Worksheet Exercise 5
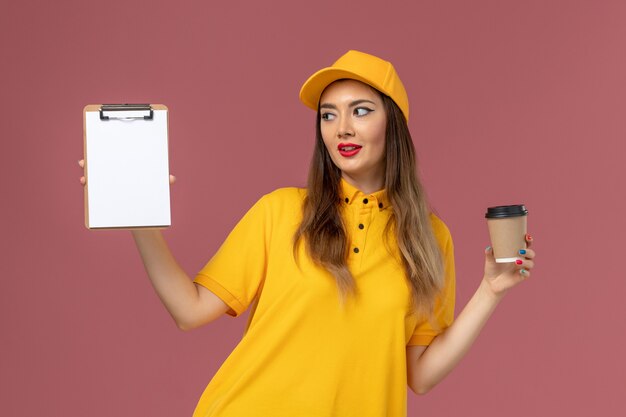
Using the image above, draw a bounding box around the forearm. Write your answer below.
[131,229,200,328]
[410,279,504,393]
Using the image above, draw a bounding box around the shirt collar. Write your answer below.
[339,178,390,211]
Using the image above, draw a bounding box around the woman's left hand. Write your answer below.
[482,234,535,297]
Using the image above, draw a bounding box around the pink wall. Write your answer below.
[2,0,625,415]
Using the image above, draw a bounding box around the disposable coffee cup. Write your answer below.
[485,205,528,263]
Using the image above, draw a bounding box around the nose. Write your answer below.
[337,116,355,138]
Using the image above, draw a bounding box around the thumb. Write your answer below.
[485,245,495,261]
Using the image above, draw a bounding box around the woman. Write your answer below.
[79,50,535,417]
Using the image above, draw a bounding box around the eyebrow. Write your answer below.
[319,99,377,110]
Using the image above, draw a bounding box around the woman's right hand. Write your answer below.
[77,159,176,186]
[78,159,86,185]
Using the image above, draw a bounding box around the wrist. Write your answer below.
[131,228,163,240]
[478,278,506,305]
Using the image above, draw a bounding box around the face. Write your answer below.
[319,79,387,191]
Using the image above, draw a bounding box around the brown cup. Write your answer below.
[485,205,528,263]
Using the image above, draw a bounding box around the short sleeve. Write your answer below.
[193,195,270,317]
[407,215,456,346]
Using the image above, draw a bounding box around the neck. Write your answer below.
[341,172,385,194]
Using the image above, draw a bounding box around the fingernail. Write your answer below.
[519,249,526,255]
[526,234,533,241]
[485,246,491,251]
[520,268,527,275]
[515,259,523,265]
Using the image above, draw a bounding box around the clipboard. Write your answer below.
[83,104,171,229]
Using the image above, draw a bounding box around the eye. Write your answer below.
[354,107,373,117]
[321,112,336,121]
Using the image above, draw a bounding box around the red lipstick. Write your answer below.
[338,143,362,157]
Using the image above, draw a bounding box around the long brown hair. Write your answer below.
[293,90,444,317]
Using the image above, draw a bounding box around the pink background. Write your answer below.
[2,0,625,415]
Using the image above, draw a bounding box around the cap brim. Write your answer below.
[299,67,386,112]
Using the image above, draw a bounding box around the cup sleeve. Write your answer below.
[407,218,456,346]
[193,195,270,317]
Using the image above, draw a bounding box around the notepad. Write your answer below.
[83,104,171,229]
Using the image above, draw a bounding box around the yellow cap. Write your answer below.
[299,50,410,121]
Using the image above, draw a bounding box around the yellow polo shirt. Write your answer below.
[192,179,455,417]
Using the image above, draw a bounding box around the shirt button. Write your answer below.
[378,202,383,208]
[363,198,369,204]
[353,247,360,253]
[358,223,364,229]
